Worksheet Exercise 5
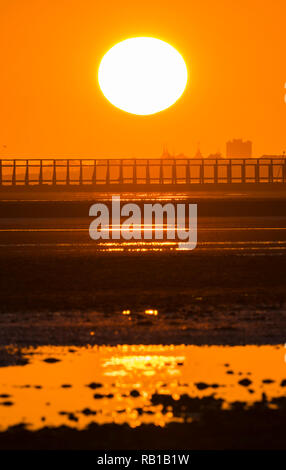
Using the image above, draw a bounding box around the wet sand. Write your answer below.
[1,408,286,450]
[0,193,285,449]
[0,245,285,345]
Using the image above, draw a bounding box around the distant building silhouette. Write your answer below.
[161,147,189,159]
[226,139,252,158]
[207,152,222,159]
[194,148,203,158]
[161,146,171,159]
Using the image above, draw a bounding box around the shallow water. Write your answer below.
[0,216,286,253]
[2,190,282,202]
[0,344,285,431]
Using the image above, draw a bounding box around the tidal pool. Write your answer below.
[0,344,285,431]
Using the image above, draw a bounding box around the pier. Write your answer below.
[0,157,285,190]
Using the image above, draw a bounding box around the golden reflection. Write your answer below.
[145,309,158,316]
[0,345,284,431]
[94,239,286,253]
[98,240,177,253]
[122,310,131,315]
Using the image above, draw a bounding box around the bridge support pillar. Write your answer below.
[106,160,110,185]
[119,159,123,184]
[255,161,259,183]
[214,160,218,184]
[186,160,190,184]
[25,160,29,185]
[200,160,204,184]
[269,160,273,183]
[92,160,97,185]
[160,159,164,185]
[79,160,83,185]
[283,160,286,183]
[172,160,177,184]
[227,160,231,184]
[241,160,246,184]
[133,160,137,184]
[66,160,70,185]
[52,160,57,185]
[39,160,43,185]
[146,160,150,184]
[12,160,16,185]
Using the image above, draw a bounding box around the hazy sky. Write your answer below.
[0,0,286,158]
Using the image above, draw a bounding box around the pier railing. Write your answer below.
[0,157,285,187]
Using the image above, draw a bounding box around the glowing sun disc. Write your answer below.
[98,37,188,115]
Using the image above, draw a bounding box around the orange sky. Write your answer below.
[0,0,285,158]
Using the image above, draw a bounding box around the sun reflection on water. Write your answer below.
[0,344,285,431]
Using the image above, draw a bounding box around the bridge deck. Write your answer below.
[0,158,285,187]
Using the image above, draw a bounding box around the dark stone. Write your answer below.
[238,379,252,387]
[81,408,97,416]
[43,358,60,364]
[87,382,103,390]
[195,382,209,390]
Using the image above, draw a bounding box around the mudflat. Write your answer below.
[0,194,285,449]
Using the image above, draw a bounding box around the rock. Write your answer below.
[195,382,209,390]
[81,408,97,416]
[87,382,102,389]
[43,357,60,364]
[238,378,252,387]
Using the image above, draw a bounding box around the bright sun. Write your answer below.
[98,37,188,116]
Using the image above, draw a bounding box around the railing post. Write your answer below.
[255,160,259,184]
[200,159,204,184]
[79,160,83,185]
[172,159,176,184]
[52,160,57,185]
[146,160,150,184]
[119,159,123,184]
[12,160,16,185]
[278,160,282,183]
[25,159,29,185]
[269,159,273,183]
[186,159,190,184]
[214,159,218,184]
[39,160,43,185]
[241,159,246,183]
[92,160,97,185]
[159,159,164,185]
[106,160,110,185]
[66,160,70,185]
[133,159,137,184]
[283,159,286,184]
[227,159,232,183]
